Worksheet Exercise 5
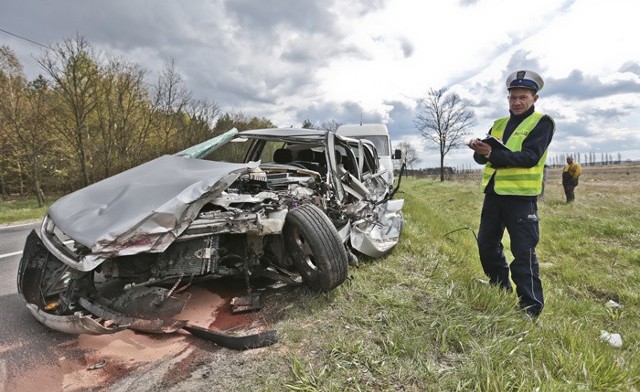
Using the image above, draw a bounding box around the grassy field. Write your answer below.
[2,164,639,391]
[0,198,51,225]
[243,164,639,391]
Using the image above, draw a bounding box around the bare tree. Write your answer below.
[0,48,55,205]
[38,34,100,187]
[151,59,191,153]
[396,140,421,171]
[175,98,221,151]
[301,119,316,129]
[414,88,476,181]
[94,56,154,177]
[0,45,23,199]
[321,119,342,132]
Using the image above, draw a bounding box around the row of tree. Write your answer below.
[0,36,277,205]
[547,152,624,167]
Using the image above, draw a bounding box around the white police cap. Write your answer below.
[506,70,544,92]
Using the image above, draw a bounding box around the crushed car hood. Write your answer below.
[48,155,259,257]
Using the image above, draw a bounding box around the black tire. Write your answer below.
[283,204,349,292]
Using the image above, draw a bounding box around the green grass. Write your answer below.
[0,197,51,225]
[247,177,640,391]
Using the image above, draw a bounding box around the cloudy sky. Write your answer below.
[2,0,640,168]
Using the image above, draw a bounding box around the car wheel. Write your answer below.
[283,204,349,292]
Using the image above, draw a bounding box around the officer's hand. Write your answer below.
[468,139,491,156]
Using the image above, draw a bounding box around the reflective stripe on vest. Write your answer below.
[481,112,551,196]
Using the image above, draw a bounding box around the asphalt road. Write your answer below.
[0,222,40,296]
[0,221,80,391]
[0,221,190,391]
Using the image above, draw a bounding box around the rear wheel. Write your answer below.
[283,204,349,292]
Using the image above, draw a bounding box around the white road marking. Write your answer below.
[0,251,23,260]
[0,221,40,230]
[0,240,73,260]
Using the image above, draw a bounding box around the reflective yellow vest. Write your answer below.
[481,112,553,196]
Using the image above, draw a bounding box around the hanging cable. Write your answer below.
[0,27,49,49]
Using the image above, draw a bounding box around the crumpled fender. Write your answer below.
[25,303,121,335]
[350,199,405,258]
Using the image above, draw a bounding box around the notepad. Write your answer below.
[482,135,511,151]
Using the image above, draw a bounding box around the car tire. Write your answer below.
[283,203,349,292]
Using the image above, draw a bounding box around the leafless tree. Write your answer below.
[0,45,24,199]
[94,56,154,177]
[301,119,316,129]
[0,48,56,205]
[415,88,476,181]
[321,119,342,132]
[151,59,191,153]
[38,34,100,187]
[396,140,421,171]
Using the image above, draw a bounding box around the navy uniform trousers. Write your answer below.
[477,192,544,316]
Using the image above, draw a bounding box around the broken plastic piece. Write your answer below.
[605,300,622,309]
[231,294,262,313]
[600,330,622,348]
[182,323,278,350]
[87,360,107,370]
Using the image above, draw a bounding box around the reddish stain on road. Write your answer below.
[3,278,286,391]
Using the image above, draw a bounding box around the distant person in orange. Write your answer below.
[562,156,582,202]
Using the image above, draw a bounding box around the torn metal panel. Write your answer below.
[25,303,121,335]
[79,298,187,334]
[107,286,190,320]
[350,199,405,258]
[46,155,258,261]
[231,294,262,313]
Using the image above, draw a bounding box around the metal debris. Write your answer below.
[231,294,262,313]
[87,360,107,370]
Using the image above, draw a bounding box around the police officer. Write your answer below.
[467,70,555,319]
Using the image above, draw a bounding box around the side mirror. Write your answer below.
[393,149,403,160]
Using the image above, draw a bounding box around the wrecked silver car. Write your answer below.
[17,127,404,348]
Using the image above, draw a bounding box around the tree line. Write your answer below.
[0,36,276,205]
[547,152,624,167]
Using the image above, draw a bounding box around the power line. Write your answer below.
[0,27,49,49]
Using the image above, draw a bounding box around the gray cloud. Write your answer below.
[0,0,370,113]
[545,70,640,99]
[385,100,416,139]
[503,50,545,88]
[551,118,640,159]
[590,105,637,122]
[619,62,640,76]
[555,120,594,139]
[295,100,384,127]
[398,37,414,58]
[224,1,336,35]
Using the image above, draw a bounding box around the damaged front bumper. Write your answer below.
[25,303,122,335]
[18,230,278,349]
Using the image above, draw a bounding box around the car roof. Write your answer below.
[239,127,328,140]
